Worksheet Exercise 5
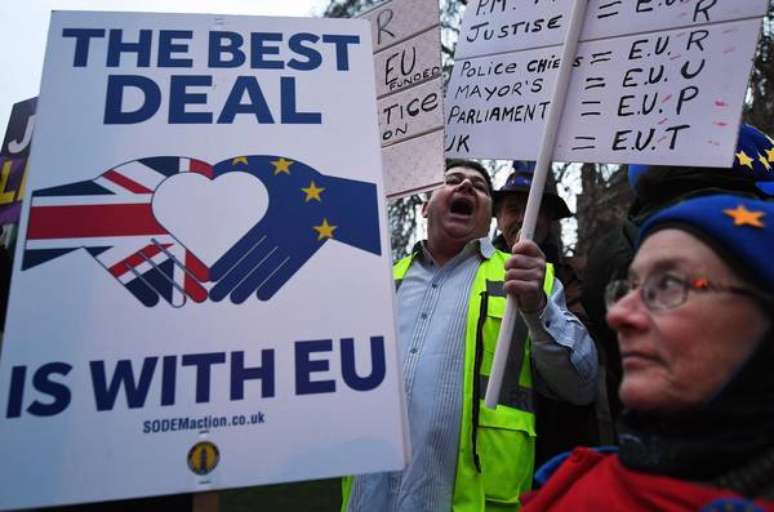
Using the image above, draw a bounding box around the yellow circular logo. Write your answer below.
[187,441,220,475]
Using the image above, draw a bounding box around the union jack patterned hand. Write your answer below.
[207,155,382,303]
[23,157,211,307]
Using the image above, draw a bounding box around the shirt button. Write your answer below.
[409,348,418,354]
[545,320,551,328]
[420,313,428,319]
[431,283,438,288]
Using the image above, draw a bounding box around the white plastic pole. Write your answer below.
[484,0,589,409]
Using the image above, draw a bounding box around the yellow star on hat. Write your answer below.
[759,154,772,171]
[313,218,337,240]
[724,204,766,228]
[232,156,248,166]
[736,150,754,170]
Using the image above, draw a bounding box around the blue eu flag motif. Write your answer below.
[209,155,382,303]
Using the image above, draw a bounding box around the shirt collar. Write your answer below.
[411,237,496,264]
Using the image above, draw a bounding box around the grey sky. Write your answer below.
[0,0,327,130]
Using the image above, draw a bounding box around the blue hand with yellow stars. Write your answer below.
[208,155,382,303]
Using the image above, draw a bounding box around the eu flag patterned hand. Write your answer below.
[208,155,382,303]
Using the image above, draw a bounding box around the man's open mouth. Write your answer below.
[450,197,474,216]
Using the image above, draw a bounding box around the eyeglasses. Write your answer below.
[604,272,769,312]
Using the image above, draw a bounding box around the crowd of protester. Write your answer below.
[343,122,774,511]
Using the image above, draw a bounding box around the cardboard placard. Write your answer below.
[374,28,442,98]
[362,0,444,198]
[383,129,446,197]
[360,0,441,52]
[378,77,444,147]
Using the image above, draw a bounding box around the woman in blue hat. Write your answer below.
[522,194,774,510]
[582,123,774,426]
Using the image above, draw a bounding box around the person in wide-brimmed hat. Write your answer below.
[582,122,774,427]
[493,161,572,253]
[492,160,609,468]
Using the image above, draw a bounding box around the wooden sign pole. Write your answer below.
[484,0,590,409]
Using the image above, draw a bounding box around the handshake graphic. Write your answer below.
[23,155,382,306]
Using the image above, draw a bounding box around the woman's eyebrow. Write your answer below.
[629,258,688,279]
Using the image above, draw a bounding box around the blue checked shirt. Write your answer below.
[347,238,597,512]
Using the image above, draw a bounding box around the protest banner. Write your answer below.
[361,0,445,198]
[0,11,407,510]
[446,0,768,166]
[0,97,36,226]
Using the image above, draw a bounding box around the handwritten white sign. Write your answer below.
[374,29,442,98]
[457,0,767,58]
[361,0,440,52]
[383,127,446,197]
[362,0,444,198]
[447,0,766,165]
[378,78,444,146]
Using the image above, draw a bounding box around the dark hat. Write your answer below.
[640,194,774,294]
[493,161,572,219]
[628,123,774,197]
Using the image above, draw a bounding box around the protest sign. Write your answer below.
[446,0,767,165]
[378,78,443,147]
[360,0,439,52]
[456,0,766,58]
[0,11,407,510]
[0,157,26,226]
[361,0,444,198]
[0,97,36,226]
[1,97,35,161]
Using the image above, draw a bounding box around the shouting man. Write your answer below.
[343,160,598,511]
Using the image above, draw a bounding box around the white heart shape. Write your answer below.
[152,172,269,267]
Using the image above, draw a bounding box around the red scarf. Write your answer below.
[522,448,774,512]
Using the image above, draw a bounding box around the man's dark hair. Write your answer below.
[445,159,493,195]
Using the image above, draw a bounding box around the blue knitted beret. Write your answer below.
[640,194,774,293]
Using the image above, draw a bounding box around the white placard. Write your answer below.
[0,11,407,510]
[378,77,444,147]
[360,0,441,52]
[383,130,446,197]
[374,29,442,98]
[456,0,767,58]
[447,10,764,165]
[362,0,444,198]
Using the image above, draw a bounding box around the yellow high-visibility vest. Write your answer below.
[343,249,555,511]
